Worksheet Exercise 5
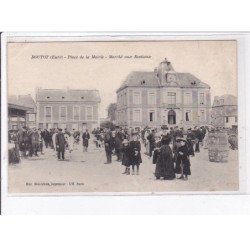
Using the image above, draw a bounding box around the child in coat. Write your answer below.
[121,139,132,175]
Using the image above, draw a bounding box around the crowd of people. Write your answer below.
[8,127,91,163]
[8,124,236,181]
[91,125,210,180]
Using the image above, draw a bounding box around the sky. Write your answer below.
[7,40,237,118]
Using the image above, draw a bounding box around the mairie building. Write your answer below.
[116,59,211,129]
[36,88,101,131]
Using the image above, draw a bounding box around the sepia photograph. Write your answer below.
[5,38,239,194]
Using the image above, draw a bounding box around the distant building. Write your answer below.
[8,94,37,130]
[116,59,211,129]
[36,88,101,131]
[211,95,237,129]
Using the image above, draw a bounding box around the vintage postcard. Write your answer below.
[2,34,240,195]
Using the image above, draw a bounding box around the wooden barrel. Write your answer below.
[208,131,229,162]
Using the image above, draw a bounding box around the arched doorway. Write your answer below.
[168,110,176,125]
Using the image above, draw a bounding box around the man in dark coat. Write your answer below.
[175,138,191,180]
[186,128,195,156]
[18,127,29,157]
[193,127,203,153]
[130,133,142,175]
[49,129,54,149]
[55,129,66,160]
[104,129,113,164]
[82,129,90,152]
[30,127,40,156]
[41,129,50,148]
[147,129,156,157]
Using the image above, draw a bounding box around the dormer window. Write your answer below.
[62,96,65,99]
[141,80,145,85]
[81,97,84,99]
[46,96,50,99]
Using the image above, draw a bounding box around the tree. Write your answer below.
[100,121,116,130]
[107,103,117,122]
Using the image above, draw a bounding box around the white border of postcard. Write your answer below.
[1,32,249,214]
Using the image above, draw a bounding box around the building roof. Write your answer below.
[213,94,237,107]
[117,71,210,92]
[176,73,210,88]
[8,94,36,112]
[117,71,160,92]
[36,88,101,102]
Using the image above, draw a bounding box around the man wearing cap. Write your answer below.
[55,129,66,160]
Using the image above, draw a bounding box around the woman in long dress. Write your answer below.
[154,136,175,180]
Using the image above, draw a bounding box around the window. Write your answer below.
[226,117,229,123]
[220,99,224,105]
[133,109,141,122]
[168,110,176,124]
[86,106,93,120]
[45,107,52,122]
[167,92,176,105]
[235,116,238,123]
[185,110,191,121]
[60,106,67,121]
[133,91,141,104]
[73,106,80,121]
[184,93,192,105]
[149,110,156,122]
[200,93,205,105]
[148,91,156,105]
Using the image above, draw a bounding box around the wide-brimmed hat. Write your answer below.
[176,137,187,142]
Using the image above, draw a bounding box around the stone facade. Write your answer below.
[36,88,101,131]
[211,95,237,129]
[116,59,211,129]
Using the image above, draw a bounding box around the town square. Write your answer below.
[7,41,238,193]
